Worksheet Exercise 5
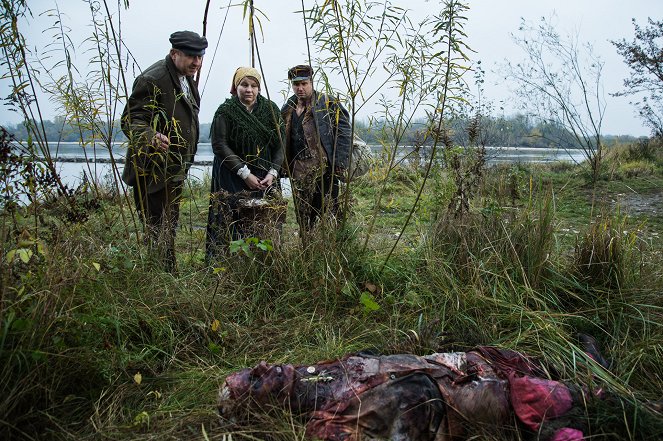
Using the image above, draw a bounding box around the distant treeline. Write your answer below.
[2,114,643,147]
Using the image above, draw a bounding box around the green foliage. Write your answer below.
[359,291,380,313]
[603,137,663,180]
[616,160,657,178]
[229,237,273,257]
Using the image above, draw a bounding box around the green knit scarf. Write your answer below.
[213,95,280,166]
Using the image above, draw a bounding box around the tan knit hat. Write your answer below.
[230,67,261,94]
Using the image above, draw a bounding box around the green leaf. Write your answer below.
[208,341,221,354]
[52,335,66,350]
[11,317,31,332]
[256,240,273,252]
[18,249,32,263]
[229,240,244,254]
[133,411,149,426]
[359,292,380,312]
[31,350,47,362]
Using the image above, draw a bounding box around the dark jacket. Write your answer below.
[281,92,351,172]
[121,55,200,193]
[210,95,285,194]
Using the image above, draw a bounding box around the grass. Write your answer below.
[2,139,663,440]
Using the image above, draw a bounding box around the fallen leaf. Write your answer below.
[134,372,142,385]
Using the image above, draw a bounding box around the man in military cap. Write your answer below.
[122,30,208,272]
[281,64,351,237]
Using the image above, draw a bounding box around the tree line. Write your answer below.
[2,114,643,148]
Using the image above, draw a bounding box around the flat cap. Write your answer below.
[288,64,314,82]
[169,31,208,56]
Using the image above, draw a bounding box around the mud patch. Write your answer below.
[611,192,663,217]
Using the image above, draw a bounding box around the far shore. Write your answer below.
[44,157,214,165]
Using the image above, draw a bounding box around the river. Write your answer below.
[36,142,587,190]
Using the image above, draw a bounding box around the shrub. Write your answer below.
[618,160,657,178]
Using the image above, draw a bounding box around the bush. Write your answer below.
[618,160,657,178]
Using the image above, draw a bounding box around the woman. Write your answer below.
[206,67,285,257]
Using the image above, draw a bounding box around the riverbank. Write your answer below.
[2,141,663,439]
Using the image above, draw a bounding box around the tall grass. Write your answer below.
[2,150,663,439]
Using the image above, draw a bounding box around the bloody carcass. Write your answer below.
[218,347,591,440]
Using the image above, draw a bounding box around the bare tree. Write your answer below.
[505,17,606,184]
[612,18,663,139]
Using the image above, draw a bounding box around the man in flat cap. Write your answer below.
[121,30,207,272]
[281,64,351,239]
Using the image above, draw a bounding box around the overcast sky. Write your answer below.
[1,0,658,136]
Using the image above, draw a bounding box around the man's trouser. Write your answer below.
[133,177,183,272]
[293,171,339,233]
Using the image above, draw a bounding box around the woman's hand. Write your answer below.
[244,173,267,190]
[259,174,274,188]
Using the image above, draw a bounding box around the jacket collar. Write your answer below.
[164,55,200,108]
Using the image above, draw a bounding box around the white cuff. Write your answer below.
[237,165,250,179]
[268,168,278,178]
